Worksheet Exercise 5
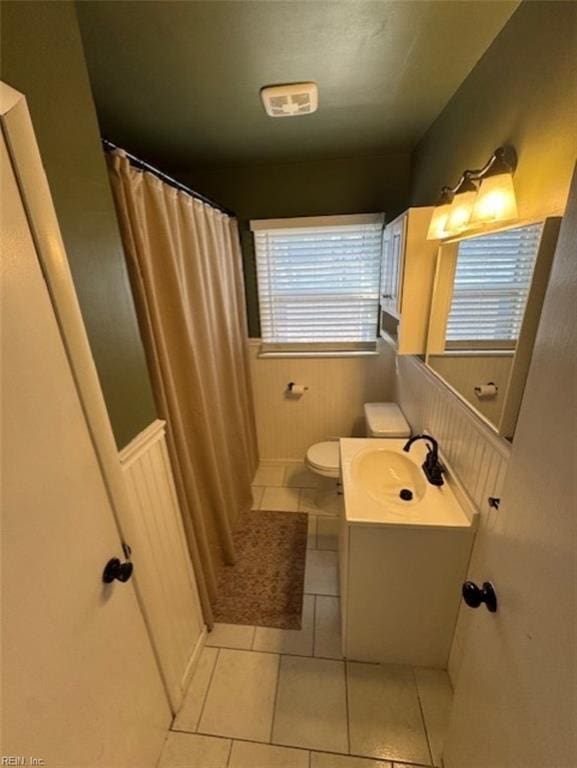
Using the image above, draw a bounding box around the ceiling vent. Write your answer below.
[260,82,318,118]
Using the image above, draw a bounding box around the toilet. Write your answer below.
[305,440,341,479]
[305,403,411,507]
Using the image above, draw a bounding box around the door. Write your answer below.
[380,224,394,309]
[443,169,577,767]
[1,82,205,716]
[389,214,406,314]
[1,127,171,764]
[380,213,406,316]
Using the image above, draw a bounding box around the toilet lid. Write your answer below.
[364,402,411,437]
[306,441,340,471]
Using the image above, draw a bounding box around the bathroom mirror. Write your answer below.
[425,218,561,439]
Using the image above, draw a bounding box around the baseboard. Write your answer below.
[180,625,208,697]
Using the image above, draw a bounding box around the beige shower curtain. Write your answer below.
[108,152,258,626]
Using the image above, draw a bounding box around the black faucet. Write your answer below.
[403,434,445,487]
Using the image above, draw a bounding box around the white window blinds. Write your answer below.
[446,223,543,345]
[252,215,383,345]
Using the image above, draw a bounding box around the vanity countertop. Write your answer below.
[340,437,473,529]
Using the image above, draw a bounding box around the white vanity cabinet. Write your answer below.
[380,207,438,354]
[338,437,475,668]
[339,519,473,667]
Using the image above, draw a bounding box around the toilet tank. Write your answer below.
[364,402,411,438]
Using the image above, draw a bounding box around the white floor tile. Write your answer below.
[260,486,301,512]
[285,463,321,488]
[229,741,309,768]
[299,489,319,515]
[414,667,453,766]
[252,486,265,510]
[347,662,430,765]
[159,732,230,768]
[393,764,431,767]
[205,623,255,650]
[311,752,392,768]
[173,647,219,733]
[316,516,340,550]
[253,465,286,487]
[314,596,342,659]
[308,515,318,549]
[299,488,341,517]
[304,550,340,596]
[199,649,279,742]
[253,595,314,656]
[272,656,348,753]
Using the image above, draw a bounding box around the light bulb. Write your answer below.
[471,172,518,224]
[446,186,477,235]
[426,203,452,240]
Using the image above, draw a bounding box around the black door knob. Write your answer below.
[462,581,497,612]
[102,557,134,584]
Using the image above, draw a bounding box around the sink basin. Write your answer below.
[340,438,473,528]
[352,448,427,506]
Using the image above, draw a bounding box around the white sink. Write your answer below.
[352,448,427,507]
[340,438,473,528]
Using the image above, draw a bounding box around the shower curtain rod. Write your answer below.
[101,138,235,217]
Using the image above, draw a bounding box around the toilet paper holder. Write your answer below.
[287,381,309,394]
[474,382,498,399]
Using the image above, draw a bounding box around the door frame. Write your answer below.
[0,81,173,709]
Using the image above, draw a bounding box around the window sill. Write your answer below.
[437,349,515,358]
[258,350,380,359]
[249,339,380,359]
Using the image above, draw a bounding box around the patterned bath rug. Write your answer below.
[212,509,308,630]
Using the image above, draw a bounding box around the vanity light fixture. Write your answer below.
[426,187,453,240]
[427,146,518,240]
[471,148,518,224]
[446,173,478,234]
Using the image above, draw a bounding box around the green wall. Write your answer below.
[4,0,571,432]
[1,0,157,448]
[410,1,577,222]
[185,152,411,336]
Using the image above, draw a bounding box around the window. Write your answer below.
[446,222,544,347]
[252,214,384,351]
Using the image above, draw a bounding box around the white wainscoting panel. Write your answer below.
[119,420,206,712]
[428,353,514,425]
[249,339,396,460]
[395,354,512,686]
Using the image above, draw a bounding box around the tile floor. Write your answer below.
[159,462,453,768]
[251,461,339,517]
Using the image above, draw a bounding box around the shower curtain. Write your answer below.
[108,152,258,626]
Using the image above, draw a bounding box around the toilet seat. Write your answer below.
[306,403,410,482]
[306,441,340,478]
